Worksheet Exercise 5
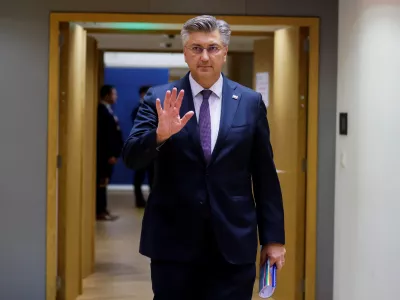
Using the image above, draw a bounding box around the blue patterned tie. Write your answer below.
[199,90,212,162]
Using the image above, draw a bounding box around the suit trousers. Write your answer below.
[150,219,256,300]
[96,163,114,215]
[96,185,107,215]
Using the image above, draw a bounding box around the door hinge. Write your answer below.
[57,154,62,168]
[56,275,62,290]
[303,36,310,52]
[300,278,306,300]
[302,158,307,172]
[59,33,64,47]
[300,278,306,293]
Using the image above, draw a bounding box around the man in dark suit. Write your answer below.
[96,84,124,221]
[130,85,154,208]
[122,15,286,300]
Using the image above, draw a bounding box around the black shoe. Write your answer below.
[97,212,119,221]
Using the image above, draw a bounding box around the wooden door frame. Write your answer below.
[46,12,320,300]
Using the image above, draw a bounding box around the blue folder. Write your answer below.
[258,258,277,298]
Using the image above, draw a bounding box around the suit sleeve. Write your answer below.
[251,94,285,246]
[130,105,140,124]
[121,88,160,170]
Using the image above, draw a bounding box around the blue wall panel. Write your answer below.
[104,67,169,185]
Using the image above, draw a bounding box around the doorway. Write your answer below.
[46,13,320,300]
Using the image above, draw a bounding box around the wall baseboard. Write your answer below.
[107,184,150,195]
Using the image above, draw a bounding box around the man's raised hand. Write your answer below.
[155,88,194,143]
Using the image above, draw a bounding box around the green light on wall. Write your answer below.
[107,22,163,30]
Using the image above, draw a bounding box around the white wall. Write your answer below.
[104,52,188,68]
[104,51,229,76]
[334,2,400,300]
[0,1,338,299]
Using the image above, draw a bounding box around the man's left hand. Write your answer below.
[260,243,286,270]
[108,157,117,164]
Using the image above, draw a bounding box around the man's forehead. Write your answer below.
[187,31,222,45]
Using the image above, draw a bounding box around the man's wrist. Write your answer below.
[262,242,284,248]
[156,129,170,144]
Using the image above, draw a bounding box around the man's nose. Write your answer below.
[200,49,210,61]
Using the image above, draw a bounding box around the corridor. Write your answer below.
[77,192,261,299]
[78,193,153,299]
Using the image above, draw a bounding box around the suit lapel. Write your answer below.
[178,73,205,161]
[209,77,240,165]
[178,73,241,165]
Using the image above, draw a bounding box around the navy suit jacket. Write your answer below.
[122,73,285,265]
[97,103,124,179]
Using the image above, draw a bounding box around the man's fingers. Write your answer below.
[271,254,285,270]
[155,98,163,116]
[175,89,185,110]
[275,260,283,270]
[170,88,178,105]
[162,88,183,114]
[167,88,177,110]
[268,257,278,267]
[164,90,172,111]
[180,111,194,127]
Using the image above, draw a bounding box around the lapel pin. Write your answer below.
[232,95,238,100]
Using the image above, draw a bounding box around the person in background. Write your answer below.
[122,15,286,300]
[96,84,124,221]
[130,85,154,208]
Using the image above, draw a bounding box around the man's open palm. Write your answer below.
[155,88,194,141]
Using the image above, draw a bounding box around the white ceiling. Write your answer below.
[75,21,282,52]
[76,22,286,32]
[88,33,270,52]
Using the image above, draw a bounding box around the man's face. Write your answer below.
[109,88,118,104]
[183,30,228,81]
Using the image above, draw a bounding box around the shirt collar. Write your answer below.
[189,72,223,99]
[100,100,110,108]
[100,100,113,114]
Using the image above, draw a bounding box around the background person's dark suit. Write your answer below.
[96,101,124,218]
[122,73,285,299]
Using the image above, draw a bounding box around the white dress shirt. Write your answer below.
[100,100,120,130]
[189,73,223,153]
[100,100,113,114]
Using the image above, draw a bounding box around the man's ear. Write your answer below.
[183,48,188,63]
[223,46,228,62]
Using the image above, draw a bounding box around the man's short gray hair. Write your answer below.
[181,15,231,47]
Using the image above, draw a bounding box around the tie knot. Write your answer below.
[201,89,212,100]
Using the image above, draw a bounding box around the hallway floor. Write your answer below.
[77,192,261,300]
[77,192,153,299]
